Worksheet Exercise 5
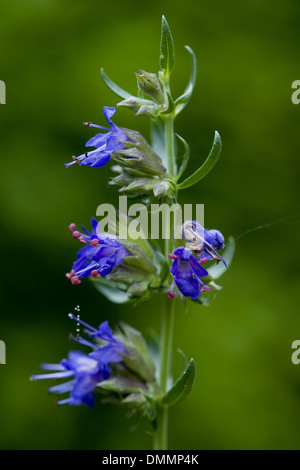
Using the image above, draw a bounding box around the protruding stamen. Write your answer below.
[200,285,211,292]
[198,257,208,264]
[78,236,87,245]
[69,223,76,232]
[65,269,75,280]
[72,231,80,238]
[83,122,110,131]
[68,313,98,333]
[168,253,178,260]
[167,291,175,299]
[91,239,99,247]
[91,270,101,278]
[71,275,81,285]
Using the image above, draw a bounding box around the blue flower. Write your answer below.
[30,351,110,407]
[182,221,227,266]
[69,315,127,364]
[31,317,128,407]
[65,107,129,168]
[66,218,131,285]
[169,247,209,299]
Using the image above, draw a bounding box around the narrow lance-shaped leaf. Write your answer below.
[177,131,222,189]
[159,16,175,78]
[206,236,235,281]
[100,68,132,100]
[174,46,197,114]
[175,134,190,181]
[91,277,132,304]
[161,358,196,406]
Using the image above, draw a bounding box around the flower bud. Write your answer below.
[136,70,165,104]
[117,96,155,113]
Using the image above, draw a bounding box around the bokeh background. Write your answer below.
[1,0,300,450]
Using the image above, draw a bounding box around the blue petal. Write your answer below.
[175,277,201,299]
[90,344,123,364]
[103,106,116,126]
[170,258,179,276]
[97,321,113,341]
[189,256,209,277]
[90,152,111,168]
[85,133,109,148]
[173,247,192,261]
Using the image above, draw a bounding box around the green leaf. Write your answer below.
[161,358,196,406]
[91,277,131,304]
[177,131,222,189]
[206,236,235,280]
[174,46,197,114]
[99,377,146,394]
[192,291,218,306]
[159,16,175,78]
[175,134,190,181]
[100,68,131,100]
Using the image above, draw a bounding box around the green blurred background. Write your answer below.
[1,0,300,450]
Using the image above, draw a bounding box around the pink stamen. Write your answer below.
[91,270,101,278]
[200,286,211,292]
[65,269,75,280]
[91,239,99,247]
[167,291,175,299]
[198,257,208,264]
[71,276,81,285]
[69,223,76,233]
[78,236,87,245]
[72,231,80,239]
[168,253,178,260]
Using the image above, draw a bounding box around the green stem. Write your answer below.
[164,117,176,177]
[153,114,177,450]
[154,296,175,450]
[160,295,175,394]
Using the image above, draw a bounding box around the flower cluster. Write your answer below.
[31,316,157,410]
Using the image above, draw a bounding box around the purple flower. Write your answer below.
[169,247,209,299]
[69,315,127,364]
[31,317,128,407]
[65,107,129,168]
[66,218,131,285]
[30,351,109,407]
[182,221,227,266]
